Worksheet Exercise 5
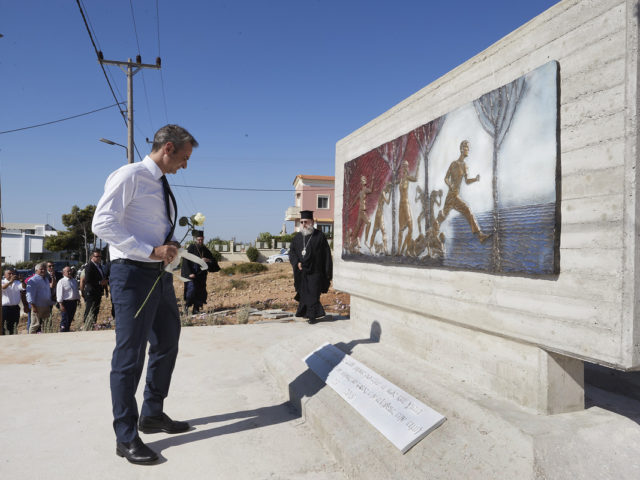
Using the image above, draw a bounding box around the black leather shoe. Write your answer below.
[116,436,158,464]
[138,412,189,434]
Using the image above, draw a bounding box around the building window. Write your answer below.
[318,224,333,236]
[317,195,329,209]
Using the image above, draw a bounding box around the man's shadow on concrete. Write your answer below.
[147,321,381,454]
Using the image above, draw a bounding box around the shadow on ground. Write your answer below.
[148,321,381,454]
[585,362,640,425]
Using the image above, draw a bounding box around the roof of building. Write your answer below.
[293,175,335,186]
[1,223,56,231]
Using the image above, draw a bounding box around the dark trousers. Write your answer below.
[109,263,181,443]
[60,300,78,332]
[1,305,20,335]
[83,294,102,325]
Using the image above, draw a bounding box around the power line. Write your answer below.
[170,184,330,192]
[77,0,146,162]
[129,0,142,54]
[156,0,169,124]
[129,0,155,134]
[76,0,128,127]
[0,103,124,135]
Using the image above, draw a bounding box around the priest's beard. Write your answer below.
[301,224,314,236]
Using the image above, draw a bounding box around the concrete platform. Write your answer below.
[5,319,640,479]
[264,319,640,480]
[0,324,347,480]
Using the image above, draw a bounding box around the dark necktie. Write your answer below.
[161,175,177,243]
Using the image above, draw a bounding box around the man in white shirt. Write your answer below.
[2,268,26,335]
[92,124,198,465]
[56,266,80,332]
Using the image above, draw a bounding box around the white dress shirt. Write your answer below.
[56,276,80,302]
[2,279,23,306]
[92,156,176,262]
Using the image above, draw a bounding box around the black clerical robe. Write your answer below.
[289,229,333,320]
[181,242,219,312]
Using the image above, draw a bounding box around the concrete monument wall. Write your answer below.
[335,0,639,391]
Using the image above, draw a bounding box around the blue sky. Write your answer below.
[0,0,558,243]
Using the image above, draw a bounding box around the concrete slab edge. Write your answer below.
[263,323,640,479]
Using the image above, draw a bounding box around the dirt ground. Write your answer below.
[13,261,349,333]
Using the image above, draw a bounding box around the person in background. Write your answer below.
[46,261,62,305]
[26,263,54,334]
[56,266,80,332]
[181,229,219,314]
[289,210,333,324]
[23,269,38,332]
[81,249,108,329]
[2,268,26,335]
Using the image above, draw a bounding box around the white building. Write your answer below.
[1,223,62,265]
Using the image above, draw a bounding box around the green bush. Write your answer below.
[221,266,236,275]
[230,279,248,290]
[246,246,260,262]
[210,249,222,262]
[207,237,230,248]
[236,262,267,274]
[220,262,267,275]
[257,232,273,248]
[274,233,295,243]
[15,260,37,269]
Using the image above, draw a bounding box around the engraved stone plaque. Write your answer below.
[304,343,446,453]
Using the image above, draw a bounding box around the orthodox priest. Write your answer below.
[181,230,219,314]
[289,210,333,324]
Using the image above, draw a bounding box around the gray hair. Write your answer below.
[151,124,199,153]
[34,262,46,271]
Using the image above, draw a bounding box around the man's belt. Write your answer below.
[111,258,164,270]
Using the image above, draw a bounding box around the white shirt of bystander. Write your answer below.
[2,278,23,306]
[56,276,80,302]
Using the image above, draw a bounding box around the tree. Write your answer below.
[473,77,526,272]
[44,205,96,262]
[377,134,409,255]
[257,232,273,248]
[413,118,444,232]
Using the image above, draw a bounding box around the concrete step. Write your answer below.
[263,321,640,479]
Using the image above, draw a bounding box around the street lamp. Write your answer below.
[99,138,128,162]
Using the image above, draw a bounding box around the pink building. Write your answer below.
[285,175,335,235]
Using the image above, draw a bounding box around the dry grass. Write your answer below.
[13,261,349,333]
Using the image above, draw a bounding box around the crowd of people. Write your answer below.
[2,207,335,336]
[1,251,111,335]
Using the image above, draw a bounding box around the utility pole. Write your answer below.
[97,53,161,164]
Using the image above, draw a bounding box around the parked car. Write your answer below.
[266,248,289,264]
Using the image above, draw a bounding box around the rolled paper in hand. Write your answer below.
[164,248,208,282]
